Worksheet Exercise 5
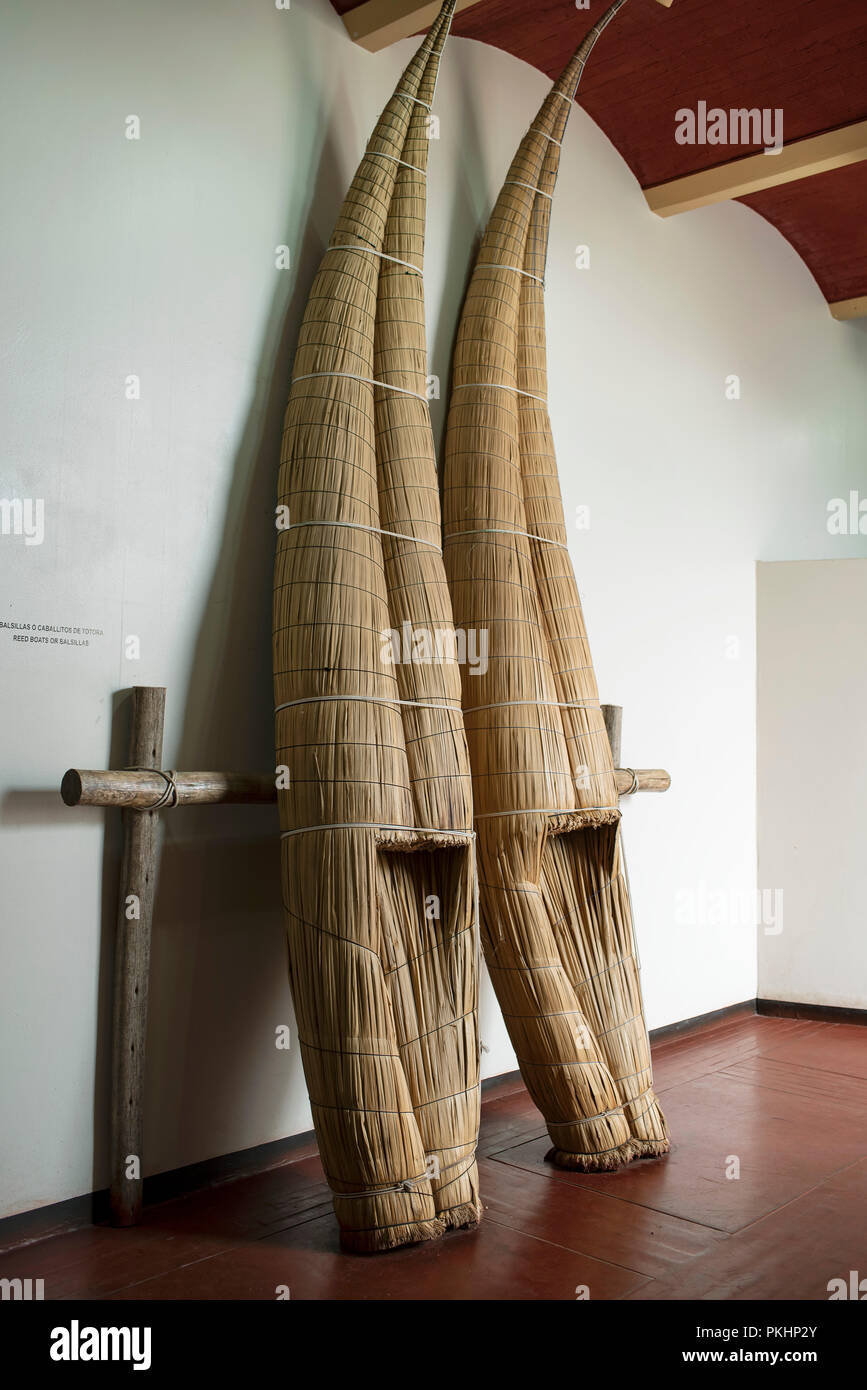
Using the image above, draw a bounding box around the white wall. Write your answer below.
[2,0,866,1219]
[757,560,867,1010]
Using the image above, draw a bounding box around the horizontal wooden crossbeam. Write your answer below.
[644,119,867,218]
[829,295,867,322]
[340,0,483,52]
[61,768,268,808]
[62,764,670,809]
[341,0,673,54]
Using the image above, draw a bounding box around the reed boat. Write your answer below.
[442,0,670,1171]
[273,0,481,1252]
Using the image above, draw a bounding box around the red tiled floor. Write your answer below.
[105,1209,650,1302]
[2,1013,864,1300]
[479,1158,725,1279]
[719,1055,867,1109]
[490,1068,867,1232]
[627,1158,867,1301]
[0,1156,331,1300]
[650,1016,825,1093]
[756,1023,867,1080]
[478,1088,546,1156]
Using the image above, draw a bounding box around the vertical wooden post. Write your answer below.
[110,686,165,1226]
[601,703,623,769]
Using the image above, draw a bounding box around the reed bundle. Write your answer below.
[442,0,669,1171]
[273,1,481,1252]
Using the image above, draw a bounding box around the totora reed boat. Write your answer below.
[273,2,482,1252]
[442,0,670,1172]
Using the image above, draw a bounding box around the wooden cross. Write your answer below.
[62,684,670,1226]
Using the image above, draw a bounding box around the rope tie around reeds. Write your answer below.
[474,263,545,284]
[463,698,601,712]
[333,1176,432,1200]
[442,0,669,1174]
[274,694,462,714]
[283,517,442,550]
[290,372,429,403]
[446,526,569,550]
[273,1,481,1252]
[328,244,423,274]
[394,92,432,110]
[366,149,428,173]
[504,180,554,200]
[544,1089,653,1127]
[451,382,549,402]
[279,823,475,841]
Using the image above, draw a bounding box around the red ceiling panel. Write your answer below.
[443,0,867,184]
[332,0,867,306]
[740,162,867,305]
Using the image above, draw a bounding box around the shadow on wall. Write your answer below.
[2,698,126,1206]
[428,49,496,461]
[142,123,350,1176]
[87,110,354,1183]
[92,692,134,1198]
[90,33,511,1182]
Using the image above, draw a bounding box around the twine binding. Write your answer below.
[329,244,422,275]
[283,518,442,552]
[124,767,178,810]
[291,371,428,404]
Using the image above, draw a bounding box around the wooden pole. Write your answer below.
[62,769,270,808]
[63,763,667,809]
[615,767,669,793]
[109,686,165,1227]
[601,703,623,768]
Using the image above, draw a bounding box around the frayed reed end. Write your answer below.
[546,1142,636,1172]
[547,808,620,837]
[631,1137,670,1161]
[376,828,473,852]
[440,1199,482,1232]
[340,1216,446,1254]
[545,1136,670,1172]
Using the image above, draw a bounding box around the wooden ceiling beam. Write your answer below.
[829,295,867,322]
[342,0,674,54]
[340,0,484,52]
[644,119,867,217]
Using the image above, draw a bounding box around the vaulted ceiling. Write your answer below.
[331,0,867,318]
